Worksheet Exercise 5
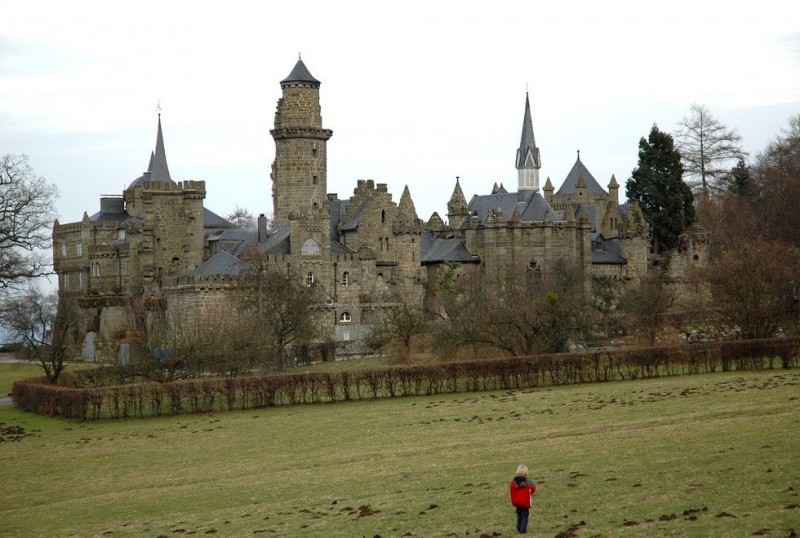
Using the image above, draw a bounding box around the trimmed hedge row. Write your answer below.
[11,337,799,421]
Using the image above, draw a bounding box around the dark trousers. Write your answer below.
[516,506,530,533]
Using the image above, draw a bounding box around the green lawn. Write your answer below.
[1,369,798,537]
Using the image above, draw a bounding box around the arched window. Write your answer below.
[339,312,352,323]
[305,272,315,286]
[381,210,386,223]
[301,238,321,256]
[342,271,350,286]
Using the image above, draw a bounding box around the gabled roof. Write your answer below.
[420,231,480,264]
[192,250,253,277]
[467,191,560,224]
[556,153,606,196]
[556,152,608,194]
[203,208,236,229]
[281,57,321,87]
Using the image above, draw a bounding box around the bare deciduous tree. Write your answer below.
[675,104,745,201]
[704,240,799,339]
[0,288,78,383]
[0,154,58,290]
[366,285,427,363]
[435,260,590,356]
[620,271,675,345]
[225,205,256,230]
[235,247,322,369]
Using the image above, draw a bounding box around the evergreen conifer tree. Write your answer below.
[725,158,751,196]
[626,125,695,253]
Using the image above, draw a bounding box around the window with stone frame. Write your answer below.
[339,311,352,323]
[342,271,350,286]
[76,243,82,256]
[305,272,315,286]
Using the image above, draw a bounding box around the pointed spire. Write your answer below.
[150,115,172,182]
[398,185,418,218]
[448,178,468,214]
[608,174,619,189]
[544,177,553,190]
[394,185,421,234]
[517,92,541,192]
[517,93,540,167]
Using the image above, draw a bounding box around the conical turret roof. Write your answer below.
[281,56,321,87]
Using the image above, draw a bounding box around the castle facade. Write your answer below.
[54,58,661,353]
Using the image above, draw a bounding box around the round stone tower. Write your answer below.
[270,57,334,226]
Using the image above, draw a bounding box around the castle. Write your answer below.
[54,58,666,353]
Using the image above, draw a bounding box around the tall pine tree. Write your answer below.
[627,125,695,253]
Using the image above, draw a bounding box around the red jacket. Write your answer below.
[510,477,536,508]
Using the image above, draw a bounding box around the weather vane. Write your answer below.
[155,100,162,115]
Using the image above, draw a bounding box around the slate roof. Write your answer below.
[254,226,291,255]
[574,204,597,231]
[420,231,480,264]
[556,154,606,196]
[516,93,541,169]
[203,208,236,229]
[339,199,371,231]
[281,57,321,86]
[192,250,253,276]
[89,200,127,222]
[591,238,627,265]
[467,191,560,223]
[129,117,176,189]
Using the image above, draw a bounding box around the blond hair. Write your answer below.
[516,464,529,477]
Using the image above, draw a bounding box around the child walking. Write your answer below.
[509,464,537,534]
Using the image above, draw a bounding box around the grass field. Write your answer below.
[1,367,798,537]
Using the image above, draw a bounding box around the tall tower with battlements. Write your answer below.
[270,57,334,226]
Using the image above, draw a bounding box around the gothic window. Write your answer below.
[301,238,321,256]
[381,210,386,223]
[78,271,84,289]
[305,272,315,286]
[342,271,350,286]
[385,237,389,250]
[339,312,352,323]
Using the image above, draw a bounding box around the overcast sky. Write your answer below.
[2,1,799,227]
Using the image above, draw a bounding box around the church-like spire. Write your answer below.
[150,115,172,182]
[516,92,541,192]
